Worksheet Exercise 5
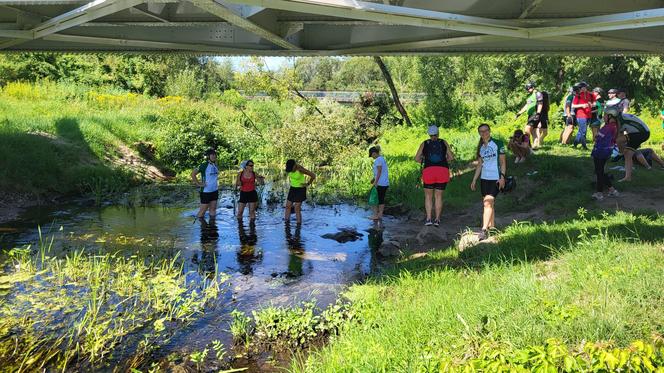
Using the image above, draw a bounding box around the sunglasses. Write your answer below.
[247,164,254,167]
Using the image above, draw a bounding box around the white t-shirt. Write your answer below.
[202,162,219,193]
[373,156,389,186]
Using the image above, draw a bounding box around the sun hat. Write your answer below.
[427,125,439,136]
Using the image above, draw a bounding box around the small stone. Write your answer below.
[378,240,401,257]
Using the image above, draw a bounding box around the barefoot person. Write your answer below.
[192,148,219,218]
[415,125,454,226]
[369,146,389,221]
[590,110,619,201]
[284,159,315,224]
[470,124,506,240]
[236,160,264,221]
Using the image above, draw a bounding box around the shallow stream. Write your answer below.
[0,189,388,370]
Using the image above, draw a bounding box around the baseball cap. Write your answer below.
[608,88,618,94]
[427,125,439,136]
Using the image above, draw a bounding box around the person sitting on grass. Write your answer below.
[235,160,265,221]
[590,111,619,201]
[632,148,664,170]
[508,129,531,164]
[369,146,389,221]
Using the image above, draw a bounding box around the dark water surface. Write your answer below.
[0,191,388,370]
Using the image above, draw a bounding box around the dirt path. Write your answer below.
[382,186,664,254]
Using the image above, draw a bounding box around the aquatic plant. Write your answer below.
[0,242,228,371]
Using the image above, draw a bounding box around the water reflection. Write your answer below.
[285,223,305,278]
[195,217,218,278]
[237,220,261,275]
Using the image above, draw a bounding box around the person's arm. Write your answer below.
[235,172,242,189]
[373,165,382,187]
[443,140,455,162]
[298,165,316,185]
[498,153,507,189]
[622,99,630,113]
[659,111,664,120]
[515,102,529,118]
[191,168,203,187]
[470,157,482,191]
[414,142,424,163]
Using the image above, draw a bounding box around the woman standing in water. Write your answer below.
[284,159,316,224]
[470,123,506,240]
[236,160,265,221]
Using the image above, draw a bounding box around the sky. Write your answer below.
[222,56,293,71]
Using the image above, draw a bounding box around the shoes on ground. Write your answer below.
[425,219,433,226]
[591,192,604,201]
[434,219,440,227]
[607,189,620,197]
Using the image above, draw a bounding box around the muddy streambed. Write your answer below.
[0,189,390,371]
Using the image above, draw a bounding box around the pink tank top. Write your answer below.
[240,172,255,192]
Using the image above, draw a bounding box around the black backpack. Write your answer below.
[424,139,445,164]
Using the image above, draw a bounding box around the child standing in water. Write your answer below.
[284,159,316,224]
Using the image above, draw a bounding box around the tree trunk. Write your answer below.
[373,56,413,126]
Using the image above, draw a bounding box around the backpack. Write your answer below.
[540,91,550,114]
[423,139,445,165]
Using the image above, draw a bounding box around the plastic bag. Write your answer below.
[368,187,379,206]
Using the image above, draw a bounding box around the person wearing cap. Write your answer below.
[589,87,605,140]
[515,82,543,147]
[415,125,455,226]
[192,148,220,218]
[571,82,594,150]
[284,159,316,224]
[560,85,579,145]
[235,159,265,221]
[368,146,389,221]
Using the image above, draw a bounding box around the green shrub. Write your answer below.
[155,105,233,172]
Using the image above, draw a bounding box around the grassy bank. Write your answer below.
[294,211,664,371]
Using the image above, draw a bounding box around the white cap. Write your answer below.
[427,125,439,135]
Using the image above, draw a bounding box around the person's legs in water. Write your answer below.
[248,202,257,220]
[208,199,217,218]
[434,188,444,226]
[196,203,209,218]
[284,200,293,221]
[237,202,246,220]
[293,202,303,224]
[574,118,589,149]
[620,148,636,182]
[423,188,434,225]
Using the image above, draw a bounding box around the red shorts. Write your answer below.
[422,166,450,189]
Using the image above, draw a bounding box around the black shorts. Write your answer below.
[527,113,549,129]
[423,182,447,190]
[239,190,258,203]
[200,190,219,204]
[625,132,650,151]
[287,187,307,203]
[376,185,388,205]
[565,116,576,126]
[480,179,500,198]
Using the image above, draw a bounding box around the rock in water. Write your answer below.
[321,227,364,243]
[378,240,401,257]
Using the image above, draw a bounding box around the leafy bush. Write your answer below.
[271,100,360,166]
[156,105,233,172]
[164,69,204,99]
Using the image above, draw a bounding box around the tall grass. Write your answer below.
[0,235,227,371]
[293,211,664,371]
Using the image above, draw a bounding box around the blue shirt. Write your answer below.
[373,156,389,186]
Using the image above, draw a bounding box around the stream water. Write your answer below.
[0,189,389,371]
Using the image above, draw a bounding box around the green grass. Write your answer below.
[293,211,664,372]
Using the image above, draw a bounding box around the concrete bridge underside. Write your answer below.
[1,0,664,55]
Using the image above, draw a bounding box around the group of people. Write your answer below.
[189,80,659,241]
[191,149,315,225]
